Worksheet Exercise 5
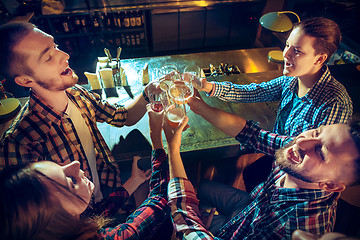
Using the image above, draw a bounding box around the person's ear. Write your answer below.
[315,53,327,65]
[14,75,35,88]
[318,181,346,192]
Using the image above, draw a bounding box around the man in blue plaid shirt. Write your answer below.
[191,17,354,234]
[198,17,352,136]
[168,94,360,239]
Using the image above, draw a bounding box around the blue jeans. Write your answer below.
[197,180,253,235]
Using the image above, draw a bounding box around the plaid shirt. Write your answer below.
[168,121,340,240]
[0,85,127,189]
[210,65,353,136]
[99,149,170,239]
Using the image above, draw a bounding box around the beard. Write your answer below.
[36,70,78,91]
[274,140,316,183]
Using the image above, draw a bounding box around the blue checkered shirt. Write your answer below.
[210,65,353,136]
[168,121,340,240]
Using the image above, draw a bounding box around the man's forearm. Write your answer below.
[199,104,247,138]
[168,147,187,180]
[125,93,148,126]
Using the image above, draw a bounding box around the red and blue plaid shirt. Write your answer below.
[99,149,170,239]
[0,85,127,190]
[168,121,340,240]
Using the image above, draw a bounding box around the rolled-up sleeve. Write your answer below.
[168,177,215,240]
[235,120,294,155]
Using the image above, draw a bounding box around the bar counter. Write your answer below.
[96,47,283,163]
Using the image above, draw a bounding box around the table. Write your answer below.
[96,47,283,163]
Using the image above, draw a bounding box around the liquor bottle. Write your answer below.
[73,16,81,32]
[130,11,136,27]
[80,15,88,32]
[99,12,105,28]
[123,11,130,28]
[62,17,70,33]
[135,33,140,45]
[126,34,131,46]
[135,10,142,27]
[115,12,122,28]
[130,34,136,46]
[93,13,100,30]
[120,34,126,46]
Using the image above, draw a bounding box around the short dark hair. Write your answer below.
[0,22,35,80]
[294,17,341,61]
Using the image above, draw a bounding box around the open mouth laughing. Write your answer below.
[284,60,294,68]
[61,67,73,76]
[285,145,302,164]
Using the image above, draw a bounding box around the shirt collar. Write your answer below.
[267,169,338,203]
[262,167,338,203]
[306,65,331,99]
[29,87,79,124]
[269,183,337,203]
[288,65,331,100]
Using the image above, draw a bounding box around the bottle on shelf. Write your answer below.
[73,16,82,33]
[123,11,130,28]
[121,34,126,46]
[135,10,142,27]
[62,16,70,33]
[99,12,106,28]
[105,12,113,30]
[126,34,131,46]
[93,12,100,30]
[130,11,136,27]
[80,15,88,32]
[130,34,136,46]
[115,12,122,28]
[136,33,141,45]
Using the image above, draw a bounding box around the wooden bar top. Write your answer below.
[97,47,283,162]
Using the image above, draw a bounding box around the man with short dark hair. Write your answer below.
[0,22,153,205]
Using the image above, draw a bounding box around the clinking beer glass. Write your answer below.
[159,69,193,128]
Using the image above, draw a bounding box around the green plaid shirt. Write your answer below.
[0,85,127,189]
